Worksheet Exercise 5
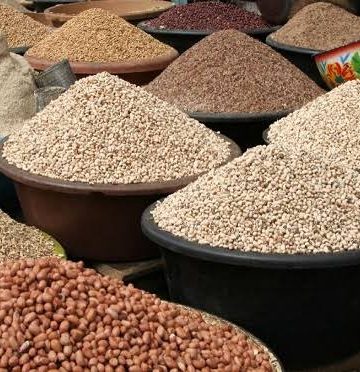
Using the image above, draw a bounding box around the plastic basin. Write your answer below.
[266,35,327,89]
[0,136,240,262]
[138,23,280,54]
[25,49,179,86]
[0,136,21,218]
[263,128,270,144]
[32,0,83,13]
[44,0,174,27]
[188,110,291,152]
[9,46,29,56]
[142,204,360,370]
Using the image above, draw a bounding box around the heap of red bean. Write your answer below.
[145,2,270,32]
[0,258,273,371]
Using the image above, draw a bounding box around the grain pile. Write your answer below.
[145,2,269,32]
[0,258,273,371]
[0,35,36,136]
[152,145,360,254]
[271,2,360,50]
[3,72,232,184]
[0,4,48,48]
[146,30,323,113]
[26,8,175,63]
[268,80,360,170]
[0,210,56,262]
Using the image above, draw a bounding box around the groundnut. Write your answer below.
[0,258,272,371]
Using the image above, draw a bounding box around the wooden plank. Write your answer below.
[93,259,163,282]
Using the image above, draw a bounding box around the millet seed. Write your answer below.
[0,4,49,48]
[271,2,360,51]
[152,145,360,254]
[268,80,360,171]
[0,210,56,262]
[3,72,231,184]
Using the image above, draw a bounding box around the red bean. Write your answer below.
[146,2,270,32]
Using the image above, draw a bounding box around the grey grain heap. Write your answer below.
[271,2,360,50]
[268,80,360,170]
[3,72,231,184]
[0,210,55,262]
[152,145,360,254]
[146,29,324,113]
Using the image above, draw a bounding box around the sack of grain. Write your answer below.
[0,34,36,136]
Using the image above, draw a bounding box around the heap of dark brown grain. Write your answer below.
[146,30,324,113]
[145,1,270,32]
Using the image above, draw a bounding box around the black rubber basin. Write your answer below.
[0,137,21,218]
[0,136,240,261]
[188,111,290,152]
[138,22,280,54]
[266,35,327,89]
[9,46,29,56]
[142,204,360,370]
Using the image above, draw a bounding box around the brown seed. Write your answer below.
[26,8,174,64]
[271,2,360,51]
[146,30,323,114]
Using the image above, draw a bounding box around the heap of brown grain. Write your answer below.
[0,4,49,48]
[271,2,360,50]
[26,8,175,63]
[146,30,323,113]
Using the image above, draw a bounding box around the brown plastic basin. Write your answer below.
[44,0,174,27]
[25,49,179,85]
[25,12,53,26]
[0,137,240,262]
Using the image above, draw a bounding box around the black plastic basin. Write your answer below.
[263,128,270,144]
[266,35,327,89]
[9,46,29,56]
[188,111,290,152]
[142,204,360,370]
[0,137,21,218]
[138,22,280,54]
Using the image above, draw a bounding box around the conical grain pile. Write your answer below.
[271,2,360,51]
[146,30,324,113]
[0,4,49,48]
[26,8,175,63]
[152,145,360,254]
[268,80,360,170]
[3,72,231,184]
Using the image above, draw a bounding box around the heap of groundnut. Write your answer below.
[0,258,272,371]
